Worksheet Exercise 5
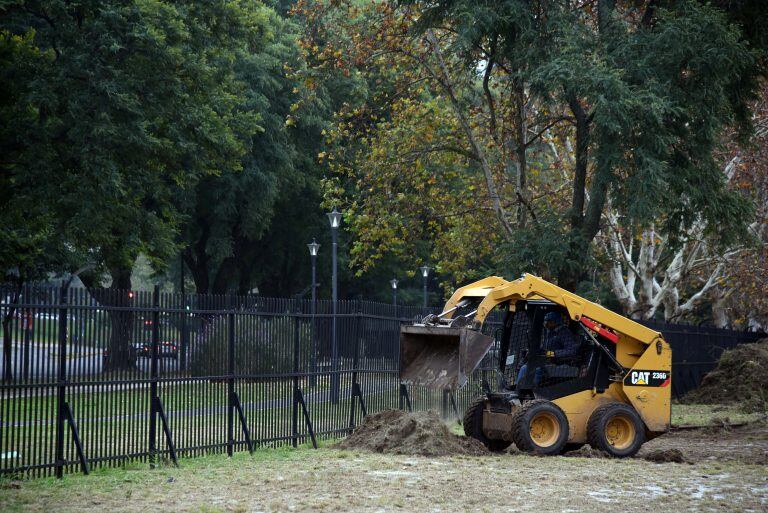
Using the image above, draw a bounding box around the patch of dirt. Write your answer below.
[563,445,611,459]
[336,409,488,456]
[638,421,768,464]
[684,339,768,413]
[641,448,688,464]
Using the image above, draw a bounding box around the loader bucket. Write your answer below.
[399,325,494,390]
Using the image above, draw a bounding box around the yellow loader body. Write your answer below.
[399,273,671,455]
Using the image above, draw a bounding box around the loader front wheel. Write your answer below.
[463,396,512,452]
[587,403,646,458]
[511,400,569,455]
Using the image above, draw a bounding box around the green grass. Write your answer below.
[671,403,765,427]
[3,378,317,420]
[0,380,403,474]
[4,380,761,484]
[1,438,766,513]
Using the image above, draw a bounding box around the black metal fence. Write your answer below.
[641,320,763,399]
[0,284,761,478]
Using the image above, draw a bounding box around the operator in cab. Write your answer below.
[516,311,581,387]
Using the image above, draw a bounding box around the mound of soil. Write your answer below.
[562,445,611,459]
[685,339,768,413]
[336,409,488,456]
[641,448,688,464]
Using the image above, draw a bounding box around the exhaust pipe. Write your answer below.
[399,325,494,390]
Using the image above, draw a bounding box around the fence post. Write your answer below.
[149,285,160,468]
[180,292,188,372]
[347,301,363,432]
[292,298,301,447]
[310,259,317,388]
[22,288,31,381]
[441,389,448,420]
[55,283,69,479]
[227,295,235,457]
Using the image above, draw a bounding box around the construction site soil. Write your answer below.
[3,409,767,513]
[336,409,488,456]
[685,338,768,413]
[637,421,768,465]
[339,409,768,465]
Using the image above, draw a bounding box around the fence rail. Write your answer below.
[0,283,761,478]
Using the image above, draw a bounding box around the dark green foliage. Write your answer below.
[0,0,268,284]
[189,314,309,376]
[180,10,331,296]
[413,0,763,287]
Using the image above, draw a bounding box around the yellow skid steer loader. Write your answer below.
[400,274,671,457]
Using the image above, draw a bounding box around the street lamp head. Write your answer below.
[390,278,398,290]
[420,265,430,278]
[307,239,320,257]
[327,207,342,230]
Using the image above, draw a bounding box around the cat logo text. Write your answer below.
[624,370,670,388]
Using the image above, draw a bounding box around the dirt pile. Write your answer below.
[685,339,768,413]
[641,448,688,464]
[336,409,488,456]
[563,445,611,459]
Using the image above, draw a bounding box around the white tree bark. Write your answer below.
[599,157,742,322]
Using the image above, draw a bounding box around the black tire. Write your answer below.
[511,399,569,455]
[587,403,646,458]
[463,396,512,452]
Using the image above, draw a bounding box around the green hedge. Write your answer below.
[190,314,311,377]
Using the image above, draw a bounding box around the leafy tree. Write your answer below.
[304,0,764,299]
[180,9,331,296]
[0,0,268,370]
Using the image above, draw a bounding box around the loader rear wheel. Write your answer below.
[463,396,512,452]
[587,403,646,458]
[511,400,569,455]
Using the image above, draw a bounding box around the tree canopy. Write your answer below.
[299,0,766,317]
[1,0,766,327]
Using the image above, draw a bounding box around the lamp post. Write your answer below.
[327,207,342,403]
[390,278,398,307]
[180,253,188,371]
[419,266,430,309]
[307,239,320,387]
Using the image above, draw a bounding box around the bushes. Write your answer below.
[190,314,311,377]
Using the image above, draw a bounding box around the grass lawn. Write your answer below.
[1,431,766,513]
[671,403,765,426]
[1,402,766,513]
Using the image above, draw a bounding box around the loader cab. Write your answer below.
[499,300,612,401]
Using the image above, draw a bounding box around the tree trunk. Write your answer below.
[83,267,136,372]
[567,95,590,230]
[104,267,135,372]
[711,288,730,328]
[513,79,528,228]
[557,95,592,291]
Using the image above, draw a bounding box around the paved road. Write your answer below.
[0,342,183,379]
